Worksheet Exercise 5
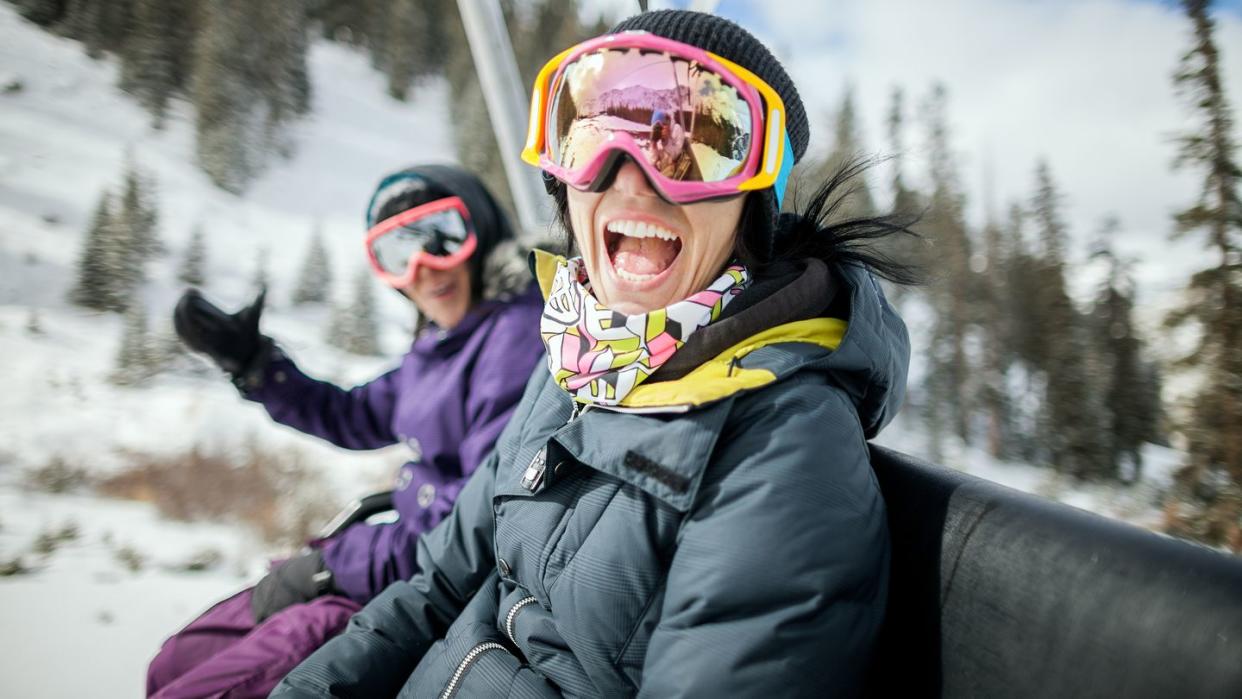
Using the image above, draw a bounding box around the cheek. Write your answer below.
[565,191,598,253]
[688,199,745,260]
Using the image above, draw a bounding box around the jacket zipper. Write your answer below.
[440,641,508,699]
[522,403,590,492]
[504,595,538,646]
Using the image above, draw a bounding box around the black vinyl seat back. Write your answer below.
[866,444,1242,698]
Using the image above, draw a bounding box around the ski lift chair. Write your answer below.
[316,446,1242,697]
[865,444,1242,697]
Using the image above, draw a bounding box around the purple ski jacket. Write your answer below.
[243,285,544,603]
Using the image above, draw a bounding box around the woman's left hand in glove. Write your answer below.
[250,549,338,623]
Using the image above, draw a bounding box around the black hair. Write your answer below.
[549,157,922,286]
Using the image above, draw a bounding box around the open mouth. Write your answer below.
[604,219,683,282]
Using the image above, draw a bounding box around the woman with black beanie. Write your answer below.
[276,10,916,697]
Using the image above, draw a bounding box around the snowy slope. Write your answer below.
[0,5,456,696]
[0,4,1190,698]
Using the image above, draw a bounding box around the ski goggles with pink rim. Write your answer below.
[521,31,795,207]
[364,196,477,288]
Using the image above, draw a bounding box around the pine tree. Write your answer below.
[192,0,310,192]
[12,0,68,27]
[920,84,975,449]
[118,160,161,260]
[1163,0,1242,551]
[978,210,1013,459]
[1001,202,1045,461]
[784,87,875,217]
[381,0,445,101]
[120,0,199,126]
[1089,216,1162,482]
[326,268,380,356]
[292,226,332,305]
[887,88,917,212]
[110,301,156,386]
[178,225,208,287]
[1029,161,1108,478]
[60,0,133,59]
[69,193,120,311]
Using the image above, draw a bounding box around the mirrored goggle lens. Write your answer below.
[370,208,469,275]
[548,47,754,184]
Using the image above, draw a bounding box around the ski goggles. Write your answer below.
[521,32,794,206]
[364,196,477,288]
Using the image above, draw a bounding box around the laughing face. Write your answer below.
[566,161,746,315]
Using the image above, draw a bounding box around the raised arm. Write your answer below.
[242,351,401,450]
[637,383,890,698]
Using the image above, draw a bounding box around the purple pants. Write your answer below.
[146,587,361,699]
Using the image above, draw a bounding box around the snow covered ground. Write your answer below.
[0,5,451,695]
[0,5,1191,698]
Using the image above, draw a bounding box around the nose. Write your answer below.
[612,159,658,198]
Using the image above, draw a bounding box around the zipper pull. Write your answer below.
[520,447,547,492]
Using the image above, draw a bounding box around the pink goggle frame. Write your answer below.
[364,196,477,289]
[521,32,791,205]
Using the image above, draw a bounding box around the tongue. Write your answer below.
[612,236,678,277]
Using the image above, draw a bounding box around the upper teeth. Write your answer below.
[606,220,677,242]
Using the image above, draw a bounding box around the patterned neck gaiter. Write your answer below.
[541,256,750,406]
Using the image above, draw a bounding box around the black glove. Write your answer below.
[251,549,338,623]
[173,288,270,378]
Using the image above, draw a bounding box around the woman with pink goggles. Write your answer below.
[150,165,544,699]
[277,10,920,698]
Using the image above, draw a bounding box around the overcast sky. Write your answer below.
[581,0,1242,311]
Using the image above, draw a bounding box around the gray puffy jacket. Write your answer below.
[272,254,910,698]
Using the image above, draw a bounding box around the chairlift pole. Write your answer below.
[456,0,552,241]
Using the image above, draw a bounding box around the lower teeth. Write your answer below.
[616,268,658,282]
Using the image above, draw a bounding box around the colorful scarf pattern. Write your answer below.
[540,256,750,406]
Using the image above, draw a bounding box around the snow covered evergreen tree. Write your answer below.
[1163,0,1242,551]
[110,301,156,386]
[69,192,120,312]
[178,225,207,287]
[326,268,380,356]
[193,0,310,192]
[60,0,132,59]
[291,226,332,305]
[118,159,162,260]
[120,0,198,126]
[381,0,445,101]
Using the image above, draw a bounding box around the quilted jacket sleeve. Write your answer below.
[270,372,543,698]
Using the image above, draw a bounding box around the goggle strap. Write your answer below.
[772,131,794,209]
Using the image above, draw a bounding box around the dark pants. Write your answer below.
[146,587,361,698]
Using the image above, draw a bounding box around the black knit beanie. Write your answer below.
[610,10,809,164]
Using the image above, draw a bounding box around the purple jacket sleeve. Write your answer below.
[243,353,401,451]
[323,304,544,603]
[423,316,544,531]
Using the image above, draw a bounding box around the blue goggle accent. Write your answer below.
[772,131,794,210]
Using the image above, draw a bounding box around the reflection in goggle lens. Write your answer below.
[370,209,469,275]
[549,47,753,183]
